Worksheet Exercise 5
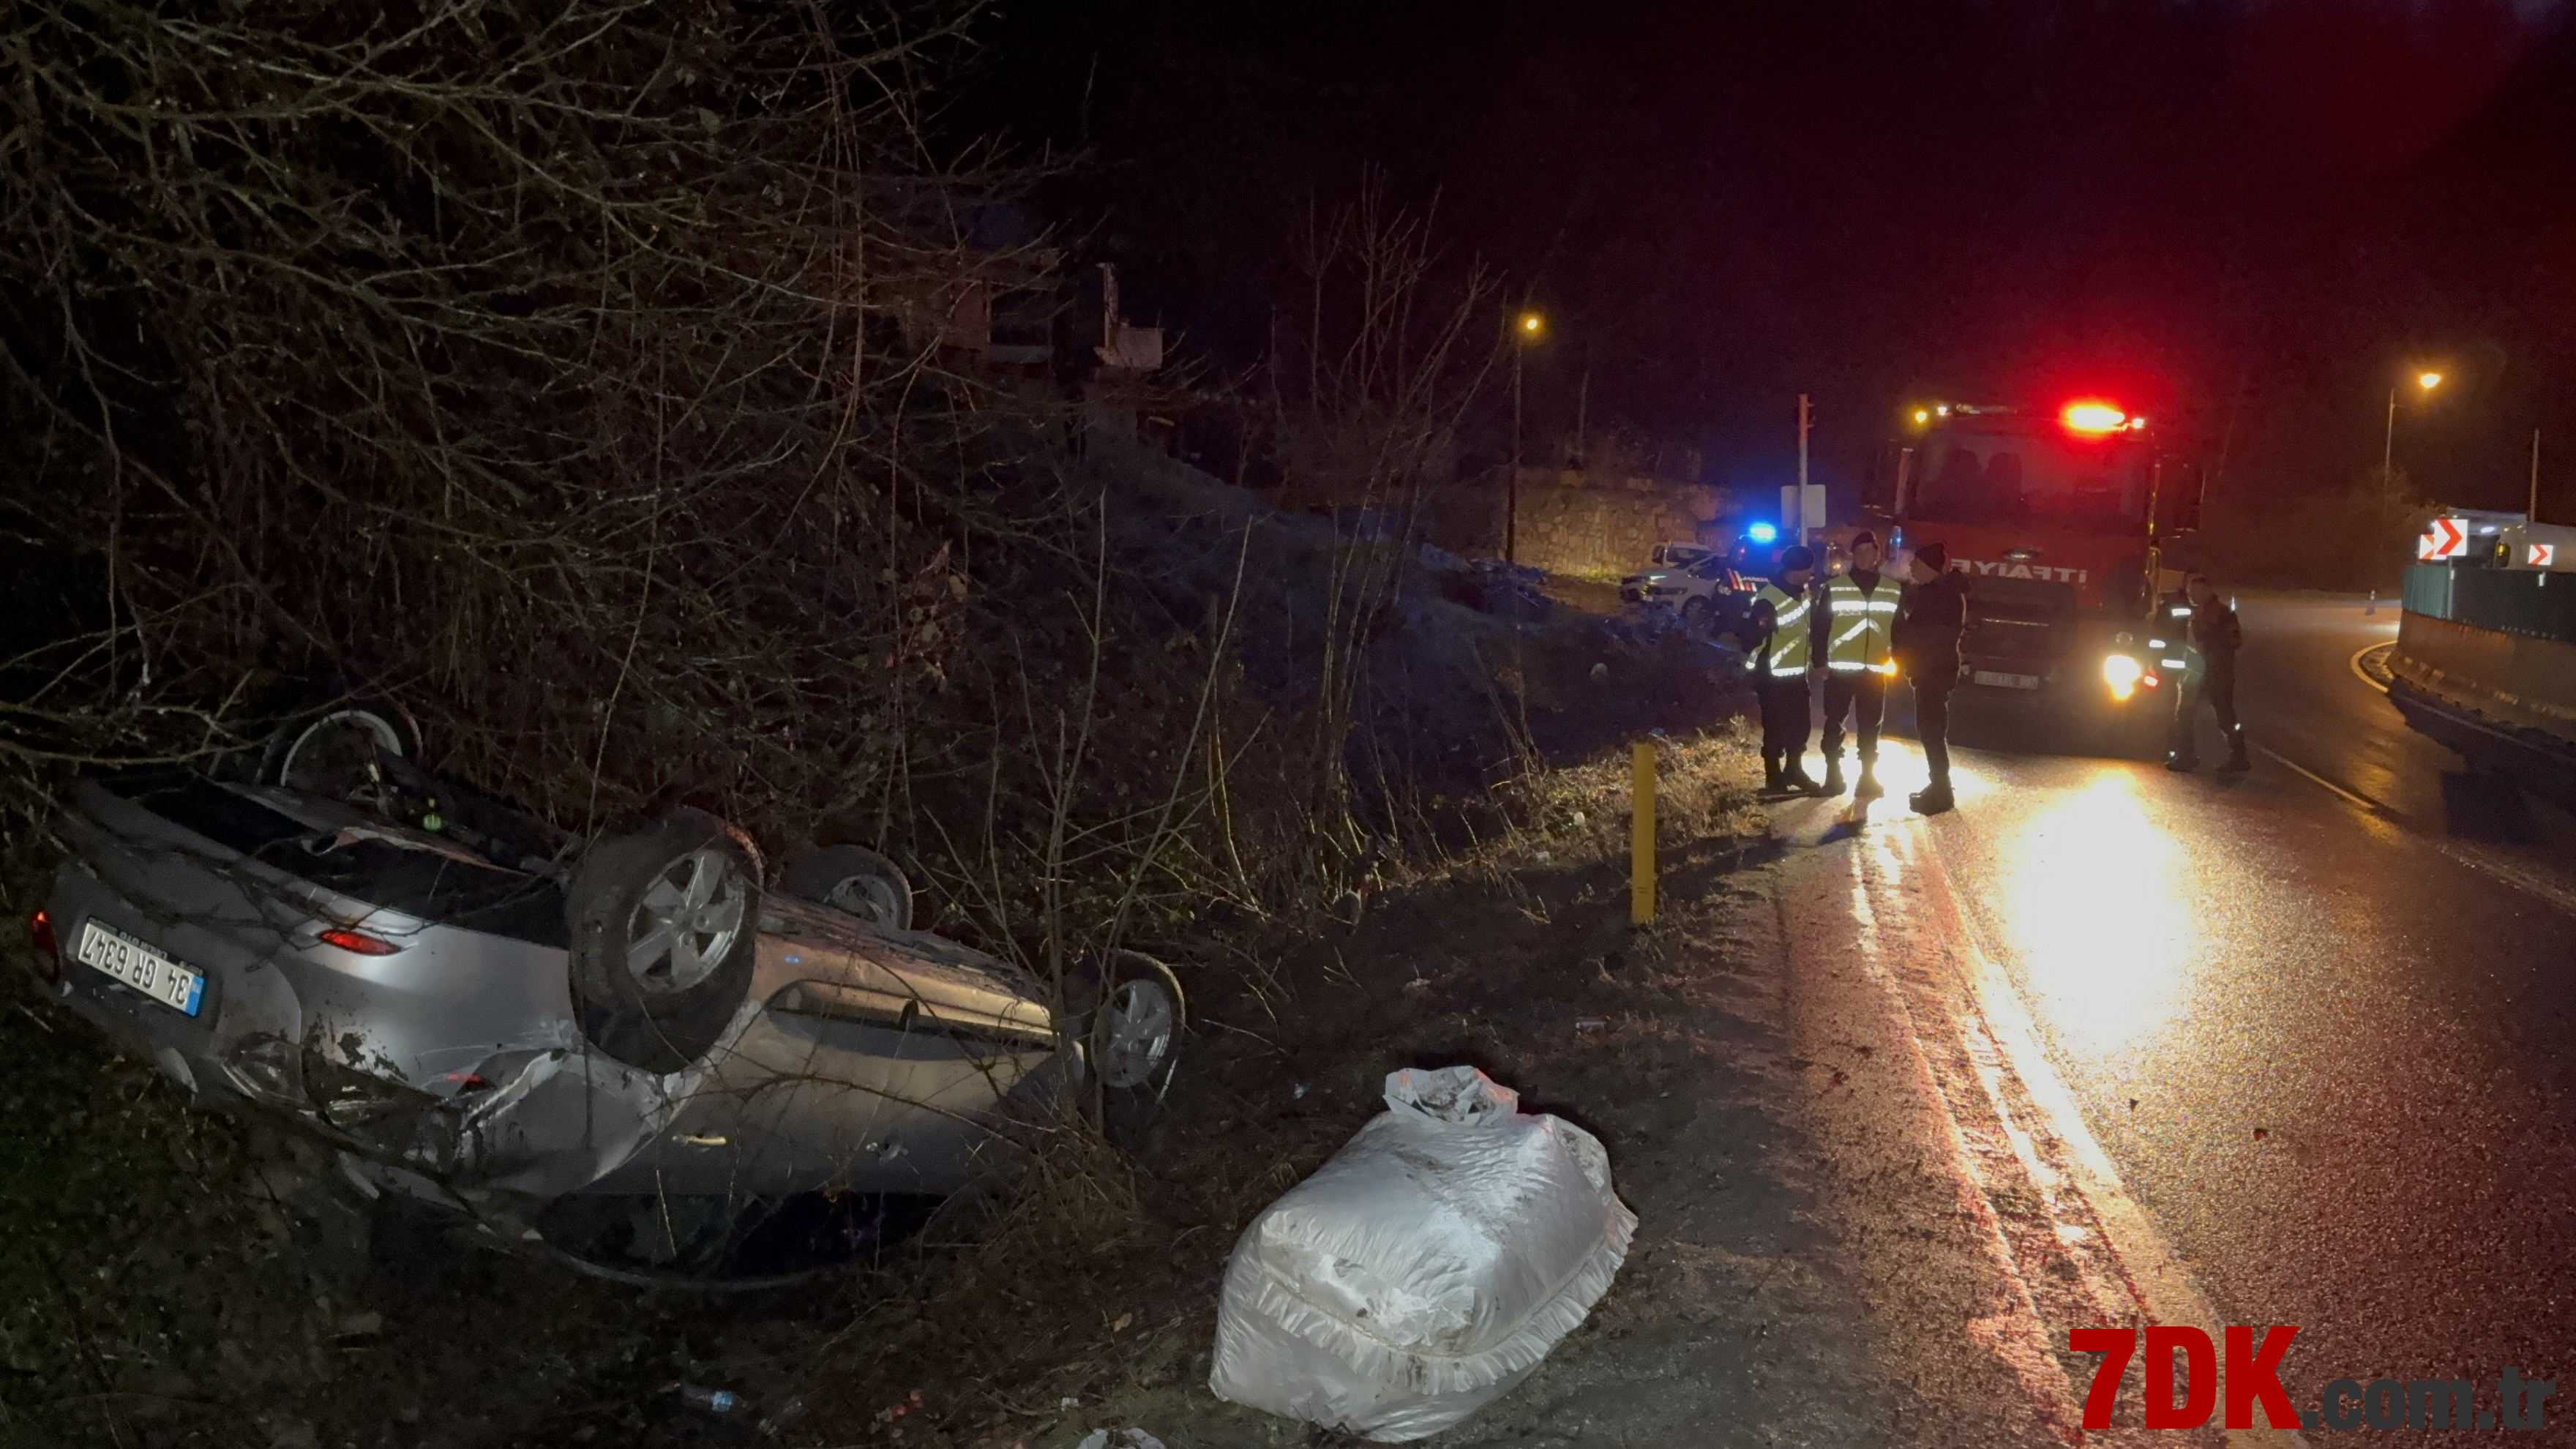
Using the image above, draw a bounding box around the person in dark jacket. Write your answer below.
[1895,542,1969,814]
[2168,574,2247,772]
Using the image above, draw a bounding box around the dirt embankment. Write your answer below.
[1,730,1931,1449]
[0,469,1862,1449]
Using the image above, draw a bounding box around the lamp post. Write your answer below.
[2384,369,2443,475]
[1508,310,1544,563]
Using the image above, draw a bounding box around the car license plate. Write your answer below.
[1972,670,2041,690]
[75,921,206,1017]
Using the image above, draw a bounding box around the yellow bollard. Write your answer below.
[1630,740,1655,925]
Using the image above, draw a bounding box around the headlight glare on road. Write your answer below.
[2101,653,2143,702]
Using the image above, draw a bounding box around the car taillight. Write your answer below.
[27,910,59,981]
[318,928,403,956]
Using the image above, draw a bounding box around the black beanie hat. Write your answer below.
[1778,544,1816,573]
[1914,541,1948,571]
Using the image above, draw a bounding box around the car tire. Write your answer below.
[1680,596,1712,629]
[258,698,424,798]
[1071,950,1186,1143]
[566,809,761,1074]
[777,844,913,932]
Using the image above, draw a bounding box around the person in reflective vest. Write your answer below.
[2168,573,2247,772]
[1749,545,1821,795]
[1820,531,1902,797]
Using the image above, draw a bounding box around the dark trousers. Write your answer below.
[1821,671,1886,763]
[1914,679,1955,786]
[2171,665,2242,761]
[1759,674,1812,761]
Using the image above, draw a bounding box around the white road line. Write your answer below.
[2347,642,2392,695]
[2254,744,2576,918]
[2254,744,2389,818]
[1841,833,2092,1445]
[1900,826,2313,1449]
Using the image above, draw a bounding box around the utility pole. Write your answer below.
[2531,428,2543,524]
[1575,364,1591,471]
[1508,343,1522,562]
[1796,394,1813,542]
[1507,310,1543,563]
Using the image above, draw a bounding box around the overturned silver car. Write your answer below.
[30,708,1183,1276]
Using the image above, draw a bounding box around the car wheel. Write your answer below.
[777,845,913,932]
[260,700,423,798]
[567,809,761,1074]
[1680,596,1712,629]
[1072,950,1186,1123]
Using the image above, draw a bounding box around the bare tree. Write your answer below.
[0,0,1037,846]
[1265,171,1501,839]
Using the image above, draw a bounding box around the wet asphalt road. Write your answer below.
[1890,592,2576,1439]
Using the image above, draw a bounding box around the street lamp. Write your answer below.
[2385,368,2444,475]
[1508,310,1545,564]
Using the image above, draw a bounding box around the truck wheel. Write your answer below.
[567,810,760,1074]
[1680,596,1712,631]
[777,845,913,932]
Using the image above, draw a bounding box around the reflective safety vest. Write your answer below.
[1756,583,1811,675]
[2149,594,2197,675]
[1824,573,1901,673]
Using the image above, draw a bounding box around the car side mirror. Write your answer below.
[2157,458,2205,536]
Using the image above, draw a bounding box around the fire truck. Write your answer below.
[1865,399,2206,738]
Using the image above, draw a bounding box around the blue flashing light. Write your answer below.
[1746,521,1779,544]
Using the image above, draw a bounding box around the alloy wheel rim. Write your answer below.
[626,848,746,995]
[281,709,405,797]
[1096,980,1175,1089]
[825,872,902,927]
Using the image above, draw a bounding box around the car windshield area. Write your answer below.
[1909,429,2149,536]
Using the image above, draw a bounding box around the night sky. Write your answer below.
[958,0,2576,520]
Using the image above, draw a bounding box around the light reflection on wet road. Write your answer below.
[1992,771,2194,1056]
[1862,594,2576,1441]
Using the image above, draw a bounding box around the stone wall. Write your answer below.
[1421,468,1730,577]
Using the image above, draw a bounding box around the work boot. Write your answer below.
[1855,760,1884,798]
[1821,758,1848,795]
[1909,782,1955,815]
[1783,761,1820,794]
[2165,752,2198,774]
[1762,756,1785,795]
[2218,733,2251,774]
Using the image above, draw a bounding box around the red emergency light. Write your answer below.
[2061,400,2128,434]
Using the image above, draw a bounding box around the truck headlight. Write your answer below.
[2102,654,2143,703]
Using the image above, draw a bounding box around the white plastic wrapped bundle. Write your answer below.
[1208,1066,1637,1442]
